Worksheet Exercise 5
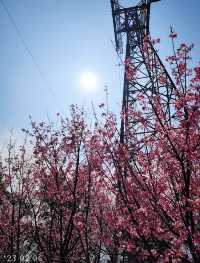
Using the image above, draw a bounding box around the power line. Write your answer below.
[0,0,56,100]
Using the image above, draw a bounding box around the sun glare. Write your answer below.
[80,72,98,92]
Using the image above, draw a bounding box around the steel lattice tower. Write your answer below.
[110,0,176,155]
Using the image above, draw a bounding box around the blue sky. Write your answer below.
[0,0,200,144]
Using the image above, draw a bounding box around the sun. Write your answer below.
[80,72,98,92]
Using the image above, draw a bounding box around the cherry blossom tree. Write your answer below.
[92,33,200,262]
[0,138,33,262]
[0,32,200,263]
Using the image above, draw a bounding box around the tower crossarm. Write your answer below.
[110,0,161,54]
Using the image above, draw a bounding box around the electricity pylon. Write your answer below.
[110,1,177,261]
[110,0,176,154]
